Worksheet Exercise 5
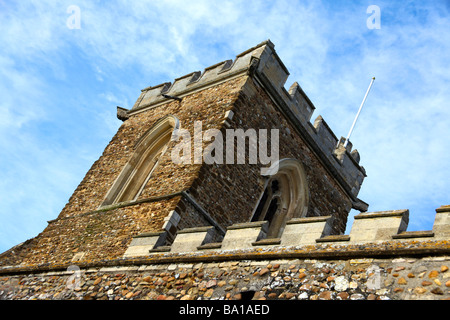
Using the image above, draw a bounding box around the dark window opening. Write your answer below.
[251,189,268,222]
[265,198,279,225]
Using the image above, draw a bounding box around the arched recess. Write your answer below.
[101,115,180,206]
[250,158,310,238]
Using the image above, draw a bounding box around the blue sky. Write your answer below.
[1,0,449,253]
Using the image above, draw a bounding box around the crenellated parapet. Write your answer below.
[118,40,367,204]
[127,45,263,114]
[123,205,450,257]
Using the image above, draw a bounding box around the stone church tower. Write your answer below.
[0,40,367,267]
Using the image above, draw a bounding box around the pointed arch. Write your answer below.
[251,158,310,238]
[101,115,179,206]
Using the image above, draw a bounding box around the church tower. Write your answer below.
[0,40,367,267]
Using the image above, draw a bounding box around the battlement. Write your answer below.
[119,40,366,202]
[123,205,450,258]
[0,206,447,302]
[128,42,267,113]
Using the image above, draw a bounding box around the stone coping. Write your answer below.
[226,221,268,230]
[392,231,435,239]
[436,205,450,213]
[354,209,408,220]
[133,231,166,239]
[252,238,282,246]
[1,239,448,276]
[286,216,332,224]
[316,235,351,243]
[176,226,215,234]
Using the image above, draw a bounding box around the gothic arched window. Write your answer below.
[251,158,310,238]
[101,115,179,206]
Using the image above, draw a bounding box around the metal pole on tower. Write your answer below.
[343,77,375,148]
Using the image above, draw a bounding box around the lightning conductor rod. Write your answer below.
[342,77,375,148]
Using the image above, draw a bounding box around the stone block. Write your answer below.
[280,216,333,246]
[170,226,215,253]
[349,209,409,242]
[288,82,315,122]
[258,49,289,89]
[221,221,269,250]
[313,116,339,155]
[123,231,167,258]
[433,206,450,239]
